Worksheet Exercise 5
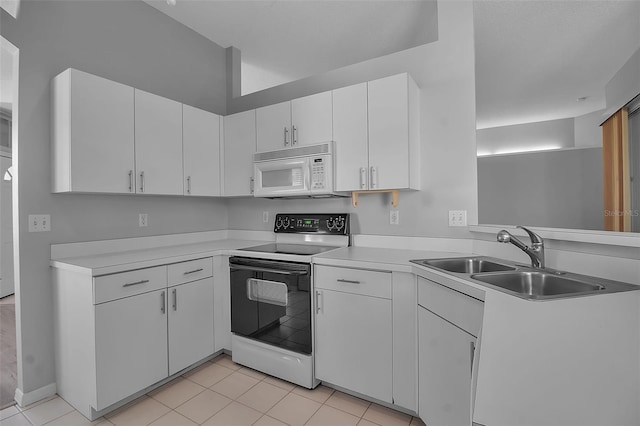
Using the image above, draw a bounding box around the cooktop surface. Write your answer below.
[240,243,340,256]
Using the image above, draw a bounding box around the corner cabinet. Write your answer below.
[334,73,420,191]
[223,110,256,196]
[53,257,215,420]
[51,69,136,193]
[417,277,484,426]
[182,105,222,196]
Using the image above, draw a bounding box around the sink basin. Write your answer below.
[471,271,605,298]
[413,257,516,274]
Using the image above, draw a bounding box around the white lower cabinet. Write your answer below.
[417,277,483,426]
[95,289,168,410]
[168,277,214,375]
[314,266,393,404]
[53,257,216,420]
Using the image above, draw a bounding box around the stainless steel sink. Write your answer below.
[411,256,638,301]
[412,257,516,274]
[470,271,605,298]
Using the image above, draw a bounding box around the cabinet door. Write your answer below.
[315,289,392,403]
[291,91,333,147]
[256,101,291,152]
[134,89,183,195]
[368,74,410,190]
[183,105,221,196]
[419,306,475,426]
[56,69,135,193]
[168,278,214,375]
[95,289,168,410]
[332,83,369,191]
[223,110,256,196]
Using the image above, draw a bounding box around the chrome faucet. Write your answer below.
[497,226,545,268]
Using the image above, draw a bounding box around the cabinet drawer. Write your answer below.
[94,266,167,304]
[168,257,213,285]
[418,277,483,337]
[314,265,391,299]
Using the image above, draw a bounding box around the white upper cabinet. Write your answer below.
[291,91,333,146]
[333,73,420,191]
[52,69,135,193]
[333,83,369,191]
[368,73,420,190]
[256,91,332,152]
[256,101,291,152]
[182,105,221,196]
[223,110,256,196]
[134,90,184,196]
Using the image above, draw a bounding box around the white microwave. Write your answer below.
[253,142,343,198]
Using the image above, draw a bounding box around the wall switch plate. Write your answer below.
[448,210,467,227]
[139,213,148,227]
[390,209,400,225]
[28,214,51,232]
[262,211,269,223]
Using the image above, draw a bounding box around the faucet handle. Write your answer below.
[516,226,543,245]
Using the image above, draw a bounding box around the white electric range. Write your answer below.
[229,213,350,388]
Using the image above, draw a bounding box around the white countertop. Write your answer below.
[50,239,266,276]
[50,237,491,299]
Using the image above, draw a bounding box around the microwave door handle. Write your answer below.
[305,160,311,191]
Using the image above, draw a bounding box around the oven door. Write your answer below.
[253,157,310,197]
[229,257,312,354]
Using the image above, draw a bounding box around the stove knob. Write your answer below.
[283,217,291,229]
[275,218,283,230]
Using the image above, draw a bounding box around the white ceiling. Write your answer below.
[143,0,438,95]
[474,0,640,128]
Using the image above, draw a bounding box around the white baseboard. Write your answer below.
[14,382,57,408]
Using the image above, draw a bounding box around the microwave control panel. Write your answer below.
[274,213,350,235]
[310,157,326,189]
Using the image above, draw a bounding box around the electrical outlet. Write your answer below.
[28,214,51,232]
[390,209,400,225]
[262,211,269,223]
[448,210,467,227]
[139,213,148,227]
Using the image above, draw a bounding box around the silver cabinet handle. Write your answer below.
[161,291,165,314]
[470,341,476,375]
[187,176,191,194]
[140,171,145,193]
[122,279,149,288]
[337,279,361,284]
[315,290,322,314]
[292,125,297,146]
[172,288,177,311]
[359,167,367,189]
[370,166,378,189]
[184,268,203,275]
[284,127,289,146]
[128,170,133,192]
[250,177,254,194]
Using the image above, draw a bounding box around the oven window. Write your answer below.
[230,258,312,354]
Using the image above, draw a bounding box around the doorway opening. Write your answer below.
[1,35,18,410]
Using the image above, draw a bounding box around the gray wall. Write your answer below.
[476,118,575,155]
[478,147,603,230]
[227,1,478,239]
[1,0,228,396]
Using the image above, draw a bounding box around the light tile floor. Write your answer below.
[0,354,426,426]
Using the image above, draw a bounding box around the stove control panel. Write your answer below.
[274,213,350,235]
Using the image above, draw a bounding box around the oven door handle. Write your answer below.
[230,265,308,276]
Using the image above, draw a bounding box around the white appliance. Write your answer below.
[230,213,350,389]
[253,142,343,198]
